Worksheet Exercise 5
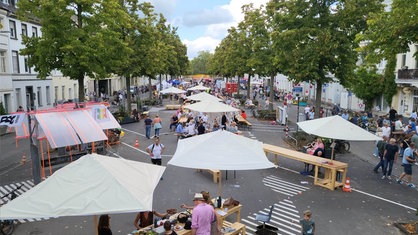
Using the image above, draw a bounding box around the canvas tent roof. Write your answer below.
[35,110,108,148]
[0,154,165,219]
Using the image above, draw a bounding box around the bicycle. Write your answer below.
[0,184,22,235]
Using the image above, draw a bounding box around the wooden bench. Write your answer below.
[263,143,348,191]
[197,169,221,183]
[166,104,181,110]
[222,221,246,235]
[208,169,220,183]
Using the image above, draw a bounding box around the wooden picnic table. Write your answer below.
[263,143,348,191]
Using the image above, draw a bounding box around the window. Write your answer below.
[15,88,22,108]
[61,86,65,100]
[9,20,16,39]
[415,45,418,69]
[12,51,19,73]
[32,26,38,37]
[54,86,58,103]
[46,86,51,105]
[37,87,42,107]
[0,51,6,73]
[24,57,30,73]
[21,24,27,37]
[401,54,406,67]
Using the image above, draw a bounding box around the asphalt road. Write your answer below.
[0,98,417,235]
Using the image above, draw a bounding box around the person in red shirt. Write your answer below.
[241,110,247,119]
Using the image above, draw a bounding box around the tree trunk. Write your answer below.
[315,81,322,118]
[236,75,240,98]
[269,74,274,111]
[78,74,85,103]
[247,75,251,100]
[126,75,132,114]
[148,77,152,100]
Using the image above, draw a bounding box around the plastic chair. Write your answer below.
[255,204,274,229]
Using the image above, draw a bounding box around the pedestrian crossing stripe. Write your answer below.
[263,175,309,196]
[0,180,52,223]
[240,200,302,235]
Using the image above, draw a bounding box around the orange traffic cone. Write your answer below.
[343,177,352,192]
[134,139,140,148]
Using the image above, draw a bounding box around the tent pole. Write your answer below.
[47,141,52,175]
[94,215,98,235]
[40,139,45,179]
[331,140,336,161]
[218,171,222,197]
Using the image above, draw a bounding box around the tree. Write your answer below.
[356,0,417,104]
[17,0,132,102]
[267,0,382,117]
[358,0,418,63]
[349,66,385,110]
[239,4,278,110]
[190,51,213,75]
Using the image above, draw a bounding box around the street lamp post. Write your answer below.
[296,94,300,132]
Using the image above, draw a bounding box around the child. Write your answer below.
[299,210,315,235]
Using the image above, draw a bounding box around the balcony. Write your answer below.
[398,69,418,80]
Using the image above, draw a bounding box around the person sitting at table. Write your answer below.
[185,120,197,137]
[306,138,324,155]
[134,210,167,230]
[164,221,177,235]
[241,110,247,119]
[212,121,220,132]
[227,122,241,135]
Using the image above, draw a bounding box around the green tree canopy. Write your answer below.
[17,0,132,102]
[267,0,382,117]
[189,51,213,75]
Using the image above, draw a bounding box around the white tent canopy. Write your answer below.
[187,84,210,91]
[185,101,239,113]
[168,131,275,196]
[297,115,380,141]
[0,154,165,220]
[187,92,222,102]
[160,86,187,94]
[168,130,274,170]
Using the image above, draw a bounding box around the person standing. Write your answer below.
[299,210,315,235]
[388,107,397,123]
[191,193,215,235]
[397,142,417,188]
[381,122,391,139]
[146,137,165,166]
[144,115,153,139]
[373,136,388,173]
[153,114,163,137]
[98,214,112,235]
[221,113,228,130]
[381,138,399,180]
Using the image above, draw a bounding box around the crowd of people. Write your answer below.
[97,191,222,235]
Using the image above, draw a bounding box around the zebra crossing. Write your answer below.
[0,180,52,223]
[241,200,302,235]
[262,175,310,196]
[237,175,310,235]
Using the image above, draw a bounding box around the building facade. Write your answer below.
[0,2,53,112]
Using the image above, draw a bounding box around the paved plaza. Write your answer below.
[0,98,417,235]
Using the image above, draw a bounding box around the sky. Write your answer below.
[141,0,269,59]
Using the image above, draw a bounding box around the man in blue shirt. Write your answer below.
[341,110,349,120]
[397,142,417,188]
